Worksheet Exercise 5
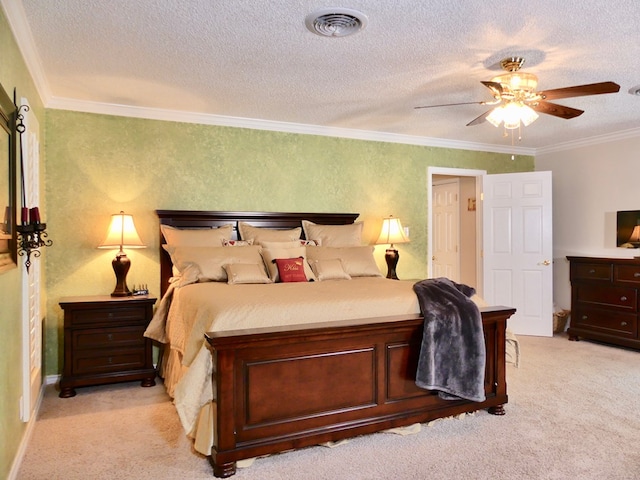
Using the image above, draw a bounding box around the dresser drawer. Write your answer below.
[571,263,612,281]
[72,348,147,376]
[575,285,637,311]
[69,306,147,326]
[72,326,146,351]
[614,264,640,285]
[572,307,637,337]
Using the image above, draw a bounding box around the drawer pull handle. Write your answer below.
[582,315,588,320]
[621,321,628,326]
[108,357,113,364]
[635,272,640,278]
[621,296,628,302]
[589,269,596,274]
[107,334,113,341]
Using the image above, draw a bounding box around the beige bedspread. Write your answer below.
[144,277,421,454]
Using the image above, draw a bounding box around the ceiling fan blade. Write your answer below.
[466,109,493,126]
[480,80,503,98]
[531,100,584,119]
[414,101,486,109]
[539,81,620,101]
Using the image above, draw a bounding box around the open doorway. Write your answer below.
[427,167,486,291]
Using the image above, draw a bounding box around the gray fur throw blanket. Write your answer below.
[413,278,486,402]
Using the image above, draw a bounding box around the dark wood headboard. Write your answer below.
[156,210,360,296]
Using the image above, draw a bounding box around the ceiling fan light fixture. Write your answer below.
[502,102,523,129]
[305,8,368,37]
[519,105,539,126]
[486,102,539,130]
[486,107,504,128]
[492,72,539,93]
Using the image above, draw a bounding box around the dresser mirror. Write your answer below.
[0,81,17,273]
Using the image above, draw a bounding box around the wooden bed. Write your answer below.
[156,210,516,478]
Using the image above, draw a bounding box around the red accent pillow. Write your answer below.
[274,257,309,282]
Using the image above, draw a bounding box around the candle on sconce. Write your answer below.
[21,207,29,225]
[29,207,40,224]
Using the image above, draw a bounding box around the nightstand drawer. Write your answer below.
[72,349,147,375]
[72,326,146,350]
[572,307,637,337]
[614,265,640,285]
[572,263,612,281]
[70,306,147,326]
[575,285,637,311]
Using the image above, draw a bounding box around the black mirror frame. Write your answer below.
[0,81,17,273]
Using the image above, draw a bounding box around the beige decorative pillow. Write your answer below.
[259,240,301,249]
[222,239,254,247]
[306,246,382,277]
[166,245,265,281]
[260,240,317,248]
[223,263,272,284]
[161,224,233,246]
[238,222,301,245]
[309,258,352,281]
[260,245,315,282]
[302,220,363,247]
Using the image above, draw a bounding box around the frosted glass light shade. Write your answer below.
[485,103,539,130]
[492,72,539,92]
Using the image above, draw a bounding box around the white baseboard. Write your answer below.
[7,381,47,480]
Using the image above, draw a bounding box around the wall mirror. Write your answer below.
[0,81,17,273]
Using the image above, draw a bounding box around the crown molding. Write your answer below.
[1,0,52,102]
[3,0,635,158]
[535,127,640,155]
[46,95,535,156]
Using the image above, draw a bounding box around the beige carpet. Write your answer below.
[17,335,640,480]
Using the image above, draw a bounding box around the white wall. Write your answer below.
[535,135,640,309]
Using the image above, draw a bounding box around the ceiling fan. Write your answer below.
[415,57,620,130]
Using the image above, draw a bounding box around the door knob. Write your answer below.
[538,260,551,266]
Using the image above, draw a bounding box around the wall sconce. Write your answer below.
[15,103,52,272]
[16,207,52,272]
[375,215,409,280]
[98,211,145,296]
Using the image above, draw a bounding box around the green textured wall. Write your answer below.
[0,6,45,478]
[44,109,533,376]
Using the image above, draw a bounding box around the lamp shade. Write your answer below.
[98,211,145,251]
[629,225,640,243]
[376,216,409,246]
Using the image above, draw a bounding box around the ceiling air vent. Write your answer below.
[305,8,368,37]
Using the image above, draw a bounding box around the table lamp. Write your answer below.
[98,211,145,296]
[375,215,409,280]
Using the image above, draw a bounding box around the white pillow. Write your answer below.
[166,245,265,282]
[309,258,352,281]
[302,220,363,247]
[161,224,233,246]
[306,246,382,277]
[238,222,301,245]
[224,263,272,284]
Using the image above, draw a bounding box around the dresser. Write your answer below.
[567,256,640,350]
[58,295,157,398]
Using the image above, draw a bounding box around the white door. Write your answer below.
[432,180,460,281]
[21,98,43,421]
[482,171,553,336]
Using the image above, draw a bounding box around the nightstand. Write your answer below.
[58,295,157,398]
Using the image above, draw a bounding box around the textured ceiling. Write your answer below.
[5,0,640,153]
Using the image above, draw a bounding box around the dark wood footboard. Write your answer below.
[205,306,515,478]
